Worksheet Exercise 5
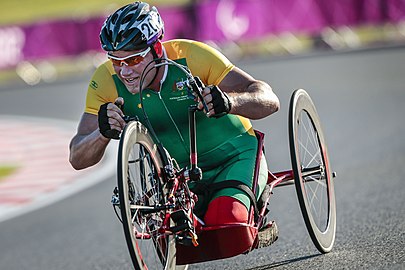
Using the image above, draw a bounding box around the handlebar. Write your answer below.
[187,76,210,114]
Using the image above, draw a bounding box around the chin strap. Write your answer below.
[144,43,163,88]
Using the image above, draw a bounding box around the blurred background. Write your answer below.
[0,1,404,269]
[1,0,405,86]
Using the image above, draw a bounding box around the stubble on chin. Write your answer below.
[120,78,139,94]
[126,84,139,94]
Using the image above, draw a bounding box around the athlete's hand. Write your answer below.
[198,85,232,118]
[98,97,126,140]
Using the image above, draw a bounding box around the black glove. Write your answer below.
[98,102,120,140]
[208,85,232,118]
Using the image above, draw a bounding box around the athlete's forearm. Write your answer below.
[69,129,110,170]
[228,81,280,120]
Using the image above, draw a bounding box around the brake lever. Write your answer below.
[122,115,138,123]
[114,99,138,123]
[188,76,209,115]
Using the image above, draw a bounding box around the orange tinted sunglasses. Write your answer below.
[107,47,151,66]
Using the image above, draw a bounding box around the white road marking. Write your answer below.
[0,115,117,223]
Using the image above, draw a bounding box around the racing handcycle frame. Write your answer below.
[111,59,337,270]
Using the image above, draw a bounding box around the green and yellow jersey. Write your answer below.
[85,39,267,212]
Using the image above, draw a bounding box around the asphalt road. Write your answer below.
[0,46,404,270]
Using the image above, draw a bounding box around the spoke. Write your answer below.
[299,114,308,164]
[299,114,317,161]
[304,170,329,230]
[304,113,319,154]
[130,205,156,210]
[304,174,327,187]
[307,180,322,206]
[298,140,320,166]
[305,178,319,202]
[308,119,319,154]
[305,180,326,229]
[298,112,329,231]
[298,116,321,167]
[132,208,139,223]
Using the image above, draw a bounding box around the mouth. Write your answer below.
[124,77,137,84]
[122,77,139,93]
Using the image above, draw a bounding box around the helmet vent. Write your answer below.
[99,2,164,51]
[111,14,118,24]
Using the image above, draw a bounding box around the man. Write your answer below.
[69,1,280,247]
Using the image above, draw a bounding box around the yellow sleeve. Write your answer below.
[163,39,235,86]
[84,61,119,115]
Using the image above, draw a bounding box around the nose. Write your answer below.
[120,64,134,77]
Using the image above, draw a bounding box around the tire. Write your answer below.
[117,121,178,269]
[288,89,336,253]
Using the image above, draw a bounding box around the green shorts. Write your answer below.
[188,131,268,216]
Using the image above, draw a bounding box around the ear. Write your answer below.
[153,40,163,57]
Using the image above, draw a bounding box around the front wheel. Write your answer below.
[117,121,178,269]
[288,89,336,253]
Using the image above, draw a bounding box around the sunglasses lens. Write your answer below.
[109,59,122,66]
[125,56,143,66]
[108,47,149,66]
[109,55,144,66]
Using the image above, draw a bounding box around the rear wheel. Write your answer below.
[117,121,177,269]
[288,89,336,253]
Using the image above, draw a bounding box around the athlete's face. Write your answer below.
[108,48,157,94]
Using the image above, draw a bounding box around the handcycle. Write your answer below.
[111,59,337,270]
